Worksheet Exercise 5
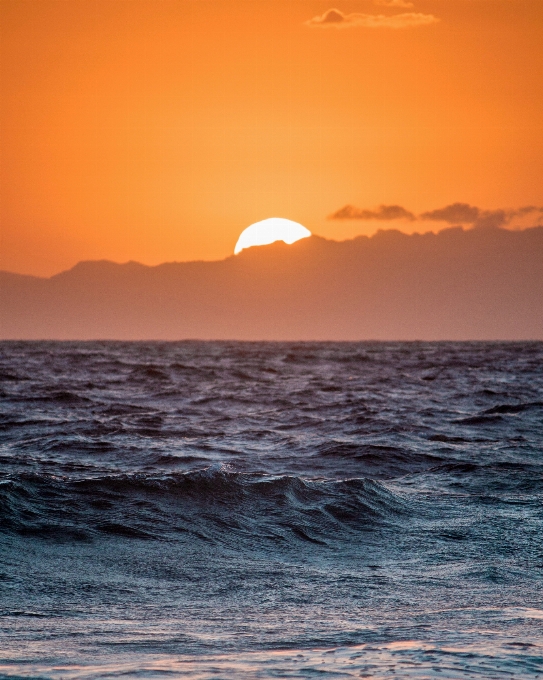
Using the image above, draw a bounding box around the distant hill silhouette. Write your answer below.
[1,228,542,340]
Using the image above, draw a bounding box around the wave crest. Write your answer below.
[0,467,406,545]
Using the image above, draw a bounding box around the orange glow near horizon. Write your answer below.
[1,0,542,276]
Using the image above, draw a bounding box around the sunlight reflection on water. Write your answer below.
[2,640,542,679]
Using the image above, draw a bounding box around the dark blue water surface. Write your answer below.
[1,341,543,678]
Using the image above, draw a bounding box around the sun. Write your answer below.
[234,218,312,255]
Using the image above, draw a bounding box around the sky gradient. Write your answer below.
[1,0,542,276]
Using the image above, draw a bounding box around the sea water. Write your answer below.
[1,341,542,678]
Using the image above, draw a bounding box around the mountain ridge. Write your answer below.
[1,228,542,340]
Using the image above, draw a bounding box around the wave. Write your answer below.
[453,401,543,425]
[483,401,543,415]
[315,442,443,478]
[9,390,93,405]
[0,467,407,546]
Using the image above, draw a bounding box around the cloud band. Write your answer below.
[306,9,439,29]
[329,203,543,230]
[331,205,416,220]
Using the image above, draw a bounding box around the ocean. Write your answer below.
[1,341,542,678]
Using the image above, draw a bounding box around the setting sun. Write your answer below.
[234,218,311,255]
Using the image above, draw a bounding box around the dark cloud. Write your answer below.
[474,210,508,230]
[421,203,543,229]
[305,9,439,29]
[516,205,543,216]
[420,203,480,224]
[329,204,416,220]
[329,203,543,230]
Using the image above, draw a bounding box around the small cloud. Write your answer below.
[420,203,480,224]
[505,206,543,230]
[473,210,508,230]
[514,205,543,217]
[473,207,543,230]
[420,203,543,230]
[375,0,414,8]
[305,9,439,29]
[419,203,508,230]
[329,204,416,220]
[306,8,346,26]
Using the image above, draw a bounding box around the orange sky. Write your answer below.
[1,0,542,276]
